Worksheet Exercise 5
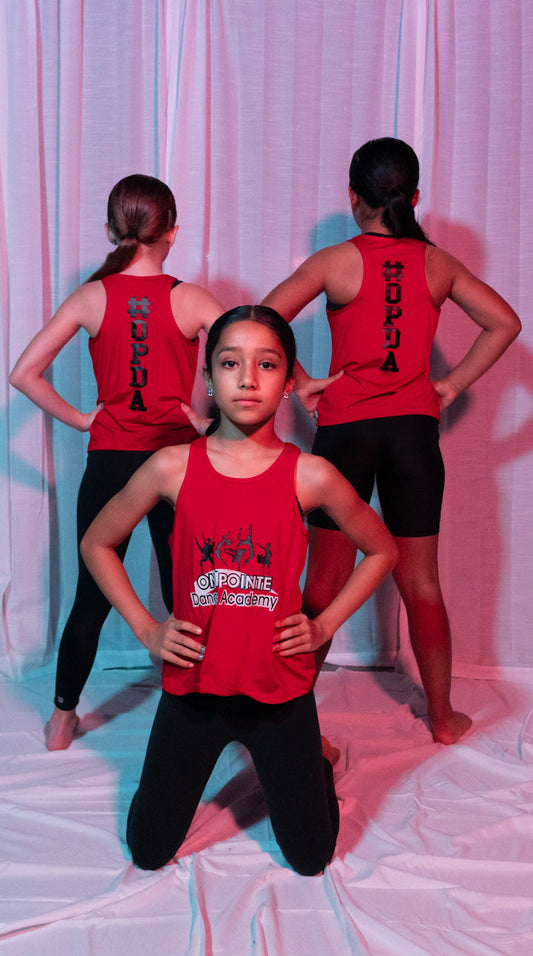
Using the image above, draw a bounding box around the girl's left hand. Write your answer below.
[273,612,328,655]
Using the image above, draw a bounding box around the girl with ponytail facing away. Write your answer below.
[263,138,521,745]
[10,174,223,750]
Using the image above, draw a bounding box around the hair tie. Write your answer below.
[387,187,403,203]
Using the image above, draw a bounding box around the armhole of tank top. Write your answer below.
[287,445,306,525]
[174,441,196,511]
[326,236,364,312]
[88,278,108,342]
[189,436,203,462]
[169,278,200,345]
[421,244,440,311]
[326,298,345,311]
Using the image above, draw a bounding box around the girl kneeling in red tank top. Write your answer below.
[81,305,397,875]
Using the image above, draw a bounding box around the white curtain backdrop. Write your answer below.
[1,0,531,681]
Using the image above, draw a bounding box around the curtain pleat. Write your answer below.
[1,0,530,678]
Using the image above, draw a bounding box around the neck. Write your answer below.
[213,416,283,451]
[359,213,390,236]
[119,241,167,276]
[206,418,284,477]
[353,204,390,235]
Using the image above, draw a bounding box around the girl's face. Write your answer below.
[206,320,293,429]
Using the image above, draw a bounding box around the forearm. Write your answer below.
[9,372,88,430]
[81,541,158,647]
[260,282,298,321]
[313,552,396,643]
[261,260,325,323]
[443,324,520,395]
[293,359,312,391]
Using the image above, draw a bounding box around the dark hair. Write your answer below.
[205,305,296,379]
[349,137,431,243]
[86,174,177,282]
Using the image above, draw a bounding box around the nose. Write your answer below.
[238,361,257,389]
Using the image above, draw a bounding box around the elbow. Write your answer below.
[9,364,35,395]
[381,537,399,576]
[373,539,399,580]
[388,541,399,574]
[511,316,522,340]
[9,367,23,391]
[503,311,522,344]
[80,532,91,567]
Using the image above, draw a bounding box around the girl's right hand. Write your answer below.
[294,370,343,417]
[181,402,214,436]
[144,615,205,668]
[431,378,460,411]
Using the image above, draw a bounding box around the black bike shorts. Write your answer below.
[308,415,445,537]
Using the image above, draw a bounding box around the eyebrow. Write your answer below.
[216,346,282,358]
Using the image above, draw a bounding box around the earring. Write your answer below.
[207,387,214,397]
[283,391,290,400]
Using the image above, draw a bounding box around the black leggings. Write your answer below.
[54,450,174,711]
[127,690,339,876]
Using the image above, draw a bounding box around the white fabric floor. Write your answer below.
[1,663,533,956]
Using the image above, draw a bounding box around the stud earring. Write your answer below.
[207,387,214,397]
[283,391,290,399]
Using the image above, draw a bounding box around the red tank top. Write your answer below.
[163,438,312,703]
[317,234,441,425]
[88,273,199,451]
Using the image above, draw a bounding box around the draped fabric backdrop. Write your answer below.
[1,0,531,683]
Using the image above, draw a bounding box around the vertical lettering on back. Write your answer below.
[380,261,403,372]
[127,297,150,410]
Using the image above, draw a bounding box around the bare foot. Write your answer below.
[321,735,341,765]
[429,710,472,745]
[44,707,80,751]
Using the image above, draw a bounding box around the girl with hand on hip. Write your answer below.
[81,305,397,874]
[262,138,520,745]
[10,174,223,750]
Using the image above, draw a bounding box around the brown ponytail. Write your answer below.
[86,175,177,283]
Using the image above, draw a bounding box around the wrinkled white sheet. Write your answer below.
[1,665,533,955]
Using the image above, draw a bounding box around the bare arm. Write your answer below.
[9,283,105,430]
[80,448,205,666]
[262,252,332,321]
[262,248,349,414]
[173,285,225,433]
[428,249,521,410]
[274,455,398,655]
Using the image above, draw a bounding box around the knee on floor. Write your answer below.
[128,840,175,871]
[280,839,335,877]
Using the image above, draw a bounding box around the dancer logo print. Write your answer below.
[190,524,278,611]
